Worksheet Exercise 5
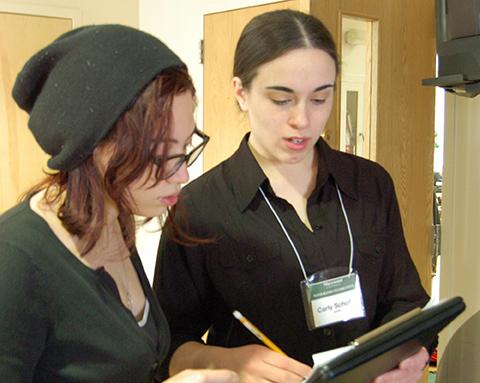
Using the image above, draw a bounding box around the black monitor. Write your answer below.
[423,0,480,97]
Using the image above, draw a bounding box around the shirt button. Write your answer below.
[375,243,384,254]
[323,328,332,336]
[314,224,323,230]
[245,254,256,263]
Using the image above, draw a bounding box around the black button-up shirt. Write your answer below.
[154,134,429,369]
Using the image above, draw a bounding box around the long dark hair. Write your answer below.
[234,9,339,90]
[23,67,196,254]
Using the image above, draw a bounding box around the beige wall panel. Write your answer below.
[439,93,480,357]
[0,13,71,212]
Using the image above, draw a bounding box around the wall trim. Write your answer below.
[0,1,82,26]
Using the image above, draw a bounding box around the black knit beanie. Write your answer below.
[12,24,186,171]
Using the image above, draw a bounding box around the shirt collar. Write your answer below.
[317,137,358,200]
[223,133,268,212]
[224,134,358,212]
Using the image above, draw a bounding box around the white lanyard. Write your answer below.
[259,183,354,283]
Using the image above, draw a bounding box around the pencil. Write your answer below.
[232,310,286,355]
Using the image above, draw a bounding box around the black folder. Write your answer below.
[305,296,465,383]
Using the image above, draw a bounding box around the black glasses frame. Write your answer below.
[152,128,210,180]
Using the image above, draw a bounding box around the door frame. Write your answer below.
[1,4,78,213]
[0,1,81,26]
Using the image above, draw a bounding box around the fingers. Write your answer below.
[226,345,310,383]
[199,370,240,383]
[261,349,312,383]
[266,358,311,380]
[398,347,429,370]
[167,369,240,383]
[372,367,424,383]
[372,348,429,383]
[260,363,310,383]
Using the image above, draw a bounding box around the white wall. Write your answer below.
[139,0,275,154]
[439,93,480,357]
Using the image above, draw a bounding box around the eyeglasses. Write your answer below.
[152,128,210,180]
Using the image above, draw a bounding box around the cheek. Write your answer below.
[127,176,156,203]
[128,184,166,216]
[249,104,285,133]
[314,102,334,125]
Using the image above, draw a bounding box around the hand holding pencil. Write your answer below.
[230,310,311,382]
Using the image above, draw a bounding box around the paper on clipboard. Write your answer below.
[312,308,421,365]
[305,296,466,383]
[312,345,354,366]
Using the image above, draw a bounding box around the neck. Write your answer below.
[85,219,129,262]
[248,140,318,199]
[33,189,128,266]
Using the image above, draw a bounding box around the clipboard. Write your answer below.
[305,296,465,383]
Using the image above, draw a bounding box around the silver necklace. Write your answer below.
[121,259,133,311]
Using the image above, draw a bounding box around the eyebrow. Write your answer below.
[265,84,335,93]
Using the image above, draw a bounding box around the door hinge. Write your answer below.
[200,39,204,64]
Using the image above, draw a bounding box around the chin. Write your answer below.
[134,206,167,219]
[283,154,306,164]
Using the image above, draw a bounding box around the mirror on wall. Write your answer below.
[339,15,378,160]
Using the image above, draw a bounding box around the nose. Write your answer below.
[288,102,309,129]
[167,161,190,184]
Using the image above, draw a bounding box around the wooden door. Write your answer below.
[309,0,436,294]
[203,0,435,296]
[0,12,71,213]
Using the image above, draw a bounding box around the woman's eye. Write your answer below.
[312,98,326,105]
[271,99,291,105]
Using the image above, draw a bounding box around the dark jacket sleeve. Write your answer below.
[0,241,48,382]
[374,172,430,325]
[153,199,215,376]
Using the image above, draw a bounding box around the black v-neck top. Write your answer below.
[0,200,169,382]
[154,134,429,371]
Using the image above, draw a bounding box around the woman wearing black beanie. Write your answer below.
[0,24,238,383]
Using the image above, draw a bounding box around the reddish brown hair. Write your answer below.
[23,67,196,254]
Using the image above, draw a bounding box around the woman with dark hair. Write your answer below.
[0,24,238,383]
[155,9,430,383]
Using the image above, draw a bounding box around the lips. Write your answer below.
[289,137,305,144]
[160,194,179,207]
[284,136,309,150]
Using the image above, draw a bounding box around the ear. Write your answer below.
[232,77,248,111]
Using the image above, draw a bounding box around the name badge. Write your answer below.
[301,270,365,330]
